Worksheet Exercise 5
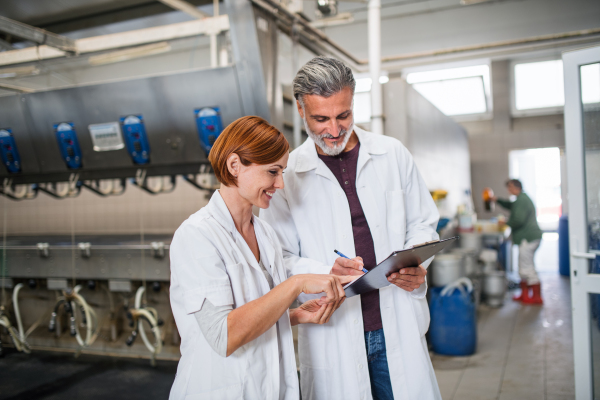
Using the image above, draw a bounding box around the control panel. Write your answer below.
[195,107,223,155]
[0,128,22,173]
[54,122,82,170]
[120,115,150,165]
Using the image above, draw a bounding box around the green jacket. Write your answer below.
[497,193,543,244]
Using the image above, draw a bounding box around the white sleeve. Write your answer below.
[398,144,440,298]
[170,222,234,316]
[194,300,232,357]
[260,187,330,277]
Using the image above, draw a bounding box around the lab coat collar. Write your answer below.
[294,125,388,174]
[206,191,277,278]
[206,190,250,238]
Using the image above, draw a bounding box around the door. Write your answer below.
[563,45,600,400]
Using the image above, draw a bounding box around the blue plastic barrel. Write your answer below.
[429,284,477,356]
[559,215,570,277]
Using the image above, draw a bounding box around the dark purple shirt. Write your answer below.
[318,142,383,332]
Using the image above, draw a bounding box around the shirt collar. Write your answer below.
[294,125,388,173]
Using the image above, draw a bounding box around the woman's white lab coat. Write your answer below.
[169,191,299,400]
[260,127,442,400]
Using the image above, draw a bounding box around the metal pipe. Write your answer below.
[291,23,302,149]
[248,0,600,70]
[368,0,383,135]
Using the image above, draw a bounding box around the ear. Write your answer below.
[296,100,305,119]
[226,153,241,179]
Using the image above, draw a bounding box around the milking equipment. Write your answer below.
[0,0,278,361]
[125,286,163,366]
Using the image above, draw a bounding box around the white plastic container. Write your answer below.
[460,232,482,252]
[483,271,507,307]
[432,253,466,287]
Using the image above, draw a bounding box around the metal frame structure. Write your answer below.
[563,44,600,400]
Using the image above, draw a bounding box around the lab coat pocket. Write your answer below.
[412,296,431,337]
[184,383,243,400]
[385,190,407,238]
[225,262,255,304]
[299,364,332,400]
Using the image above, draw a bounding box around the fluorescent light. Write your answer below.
[0,65,40,79]
[88,42,171,66]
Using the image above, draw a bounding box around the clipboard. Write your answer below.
[343,236,459,297]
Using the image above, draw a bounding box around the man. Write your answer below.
[493,179,543,305]
[260,56,441,400]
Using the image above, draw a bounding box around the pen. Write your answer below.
[334,249,369,274]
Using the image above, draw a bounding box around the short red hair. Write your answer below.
[208,116,289,187]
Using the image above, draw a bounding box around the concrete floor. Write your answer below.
[432,235,576,400]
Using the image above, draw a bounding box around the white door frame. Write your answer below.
[563,44,600,400]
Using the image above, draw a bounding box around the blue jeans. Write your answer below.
[364,328,394,400]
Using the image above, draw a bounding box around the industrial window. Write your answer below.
[581,63,600,104]
[514,60,565,112]
[406,65,490,117]
[353,74,389,124]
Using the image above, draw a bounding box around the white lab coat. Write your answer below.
[169,191,299,400]
[260,127,442,400]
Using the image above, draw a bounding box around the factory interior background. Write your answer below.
[0,0,599,399]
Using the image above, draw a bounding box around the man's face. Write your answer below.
[297,87,354,156]
[507,183,521,196]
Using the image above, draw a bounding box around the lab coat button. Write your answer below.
[354,319,358,324]
[358,364,363,369]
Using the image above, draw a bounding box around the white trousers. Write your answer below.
[518,239,541,285]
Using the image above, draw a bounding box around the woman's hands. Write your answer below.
[289,298,345,326]
[293,274,355,304]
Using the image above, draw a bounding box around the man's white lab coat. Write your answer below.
[260,127,442,400]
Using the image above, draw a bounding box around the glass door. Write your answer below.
[563,45,600,400]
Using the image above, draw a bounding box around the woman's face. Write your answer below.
[235,152,289,209]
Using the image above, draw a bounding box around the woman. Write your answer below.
[169,116,350,400]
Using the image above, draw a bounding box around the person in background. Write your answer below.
[493,178,544,305]
[169,116,351,400]
[261,56,441,400]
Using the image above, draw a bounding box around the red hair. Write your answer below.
[208,116,289,187]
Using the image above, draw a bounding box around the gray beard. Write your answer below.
[304,118,354,156]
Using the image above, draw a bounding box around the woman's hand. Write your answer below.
[289,298,345,326]
[294,274,355,304]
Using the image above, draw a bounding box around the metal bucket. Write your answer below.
[483,271,506,307]
[432,253,466,287]
[451,248,479,276]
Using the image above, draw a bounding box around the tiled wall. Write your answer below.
[0,177,210,236]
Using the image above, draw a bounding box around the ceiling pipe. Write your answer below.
[368,0,383,135]
[248,1,600,71]
[157,0,210,18]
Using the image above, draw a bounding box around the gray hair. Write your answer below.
[293,56,355,105]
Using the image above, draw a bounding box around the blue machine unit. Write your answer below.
[54,122,82,170]
[195,107,223,155]
[0,128,22,173]
[120,115,150,165]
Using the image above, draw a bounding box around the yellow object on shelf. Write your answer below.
[430,190,448,201]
